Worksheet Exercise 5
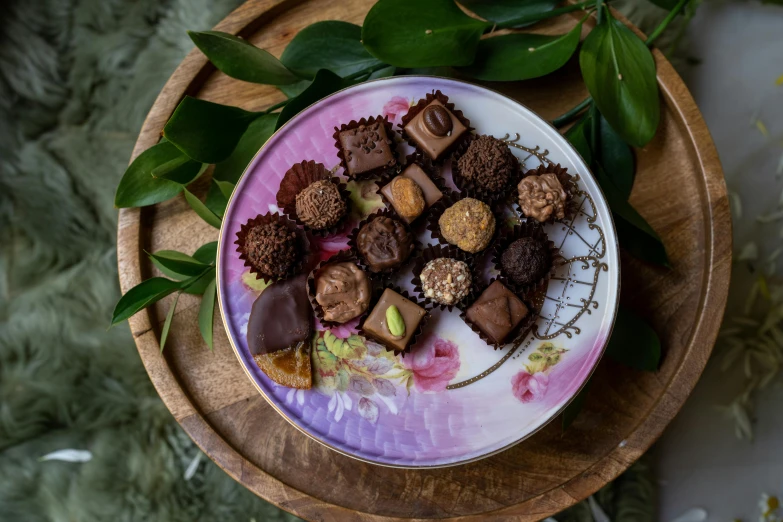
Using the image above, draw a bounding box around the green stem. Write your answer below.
[595,0,604,23]
[494,0,593,29]
[343,62,390,81]
[260,99,289,115]
[646,0,690,46]
[552,96,593,128]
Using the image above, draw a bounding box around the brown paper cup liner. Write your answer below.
[399,90,473,163]
[306,251,378,328]
[490,222,561,298]
[460,278,538,350]
[276,160,352,238]
[410,244,479,312]
[425,193,501,257]
[375,152,452,224]
[347,209,419,277]
[451,134,523,204]
[515,163,580,223]
[333,115,398,180]
[357,284,430,356]
[235,213,309,283]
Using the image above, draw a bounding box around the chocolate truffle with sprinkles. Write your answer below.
[295,179,347,230]
[457,135,518,193]
[242,220,300,278]
[419,258,472,306]
[501,237,552,287]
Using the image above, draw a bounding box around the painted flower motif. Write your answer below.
[405,335,460,392]
[310,235,351,263]
[511,371,549,403]
[315,316,360,338]
[382,96,410,123]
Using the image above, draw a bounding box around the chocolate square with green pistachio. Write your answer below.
[338,121,396,177]
[465,280,528,344]
[362,289,426,352]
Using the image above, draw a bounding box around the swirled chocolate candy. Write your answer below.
[247,275,312,355]
[404,100,467,160]
[315,262,371,323]
[357,216,414,272]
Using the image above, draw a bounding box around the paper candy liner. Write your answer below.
[346,208,420,277]
[235,212,309,284]
[333,115,398,180]
[398,90,473,163]
[451,134,523,205]
[410,244,480,312]
[459,278,538,351]
[375,152,452,224]
[425,192,501,257]
[490,222,561,298]
[515,163,580,223]
[275,160,352,238]
[357,284,430,356]
[306,250,378,328]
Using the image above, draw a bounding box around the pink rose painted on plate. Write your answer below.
[511,371,549,403]
[406,335,461,392]
[382,96,410,123]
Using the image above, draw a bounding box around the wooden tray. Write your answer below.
[117,1,731,520]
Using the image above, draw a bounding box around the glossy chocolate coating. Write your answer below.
[357,216,414,272]
[404,100,466,160]
[362,289,426,352]
[422,105,452,136]
[315,262,371,323]
[338,122,395,177]
[466,280,528,344]
[247,275,312,355]
[380,163,443,223]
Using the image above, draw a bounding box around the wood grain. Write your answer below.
[116,1,731,520]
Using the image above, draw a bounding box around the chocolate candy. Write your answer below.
[501,237,551,287]
[517,173,567,222]
[457,135,517,193]
[247,275,312,355]
[362,289,426,352]
[315,261,371,323]
[466,280,528,345]
[404,100,467,160]
[338,121,396,178]
[438,198,495,254]
[241,220,300,278]
[356,216,414,272]
[380,163,443,223]
[420,258,472,305]
[295,179,347,230]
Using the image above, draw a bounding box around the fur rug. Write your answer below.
[0,0,666,520]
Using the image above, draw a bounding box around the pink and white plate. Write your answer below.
[216,76,619,468]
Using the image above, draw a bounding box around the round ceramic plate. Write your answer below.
[217,76,619,468]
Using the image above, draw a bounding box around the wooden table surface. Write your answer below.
[116,1,732,520]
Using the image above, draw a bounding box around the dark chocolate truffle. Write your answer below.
[247,275,312,355]
[315,262,371,323]
[295,179,346,230]
[458,135,518,192]
[501,237,551,287]
[357,216,414,272]
[243,221,299,278]
[438,198,495,253]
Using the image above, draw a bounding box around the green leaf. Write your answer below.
[206,113,278,215]
[564,116,592,165]
[562,377,592,430]
[188,31,300,85]
[160,292,180,353]
[193,242,218,264]
[115,141,189,208]
[148,250,209,278]
[111,277,181,326]
[594,165,669,267]
[198,278,217,350]
[461,0,559,27]
[606,305,661,371]
[647,0,681,9]
[279,79,312,99]
[596,114,635,200]
[183,188,222,228]
[460,22,582,81]
[361,0,491,68]
[163,96,259,164]
[215,180,234,200]
[579,13,660,147]
[276,69,346,129]
[280,21,384,79]
[150,155,207,185]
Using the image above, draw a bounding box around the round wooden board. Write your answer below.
[117,1,731,520]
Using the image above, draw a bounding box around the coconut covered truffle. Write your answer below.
[501,237,551,287]
[438,198,495,253]
[242,221,300,278]
[419,258,472,305]
[295,179,347,230]
[457,135,518,192]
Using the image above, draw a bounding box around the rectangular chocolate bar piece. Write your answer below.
[338,121,396,178]
[380,163,444,223]
[404,100,467,161]
[362,289,426,352]
[465,280,528,344]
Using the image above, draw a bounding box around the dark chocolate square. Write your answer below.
[338,122,395,177]
[363,289,426,352]
[465,280,528,344]
[404,100,467,160]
